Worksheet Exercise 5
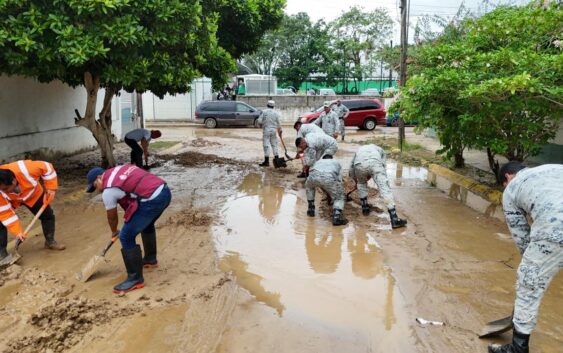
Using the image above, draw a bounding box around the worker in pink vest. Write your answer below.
[86,164,171,293]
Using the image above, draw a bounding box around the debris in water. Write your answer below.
[416,317,445,327]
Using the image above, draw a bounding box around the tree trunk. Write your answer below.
[74,72,117,168]
[487,148,501,184]
[454,149,465,168]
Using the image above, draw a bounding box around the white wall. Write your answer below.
[143,78,212,121]
[0,75,122,162]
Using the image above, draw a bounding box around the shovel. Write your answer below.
[75,236,118,282]
[279,133,294,161]
[479,312,513,338]
[0,199,51,268]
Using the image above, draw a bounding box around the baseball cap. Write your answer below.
[323,101,330,107]
[86,167,105,193]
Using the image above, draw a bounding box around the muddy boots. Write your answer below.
[307,201,315,217]
[259,157,269,167]
[388,208,407,229]
[488,329,530,353]
[332,209,348,226]
[360,198,370,216]
[113,245,145,293]
[141,230,158,268]
[42,218,65,250]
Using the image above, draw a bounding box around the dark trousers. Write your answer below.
[125,138,144,167]
[0,195,55,251]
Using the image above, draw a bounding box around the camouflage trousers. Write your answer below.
[354,161,395,209]
[338,118,346,137]
[514,240,563,334]
[263,129,279,157]
[306,172,345,210]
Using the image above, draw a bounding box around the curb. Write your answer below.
[426,164,505,221]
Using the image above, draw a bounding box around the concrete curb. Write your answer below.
[426,163,505,221]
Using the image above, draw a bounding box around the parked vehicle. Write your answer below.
[276,88,296,95]
[360,88,380,96]
[318,88,336,95]
[195,101,261,128]
[299,99,387,131]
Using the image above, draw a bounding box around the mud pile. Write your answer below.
[6,297,137,353]
[161,151,249,168]
[0,264,23,287]
[189,138,221,147]
[172,209,213,227]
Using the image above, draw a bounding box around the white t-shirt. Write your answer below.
[102,184,165,210]
[125,128,151,142]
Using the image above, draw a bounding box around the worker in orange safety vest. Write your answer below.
[0,160,65,265]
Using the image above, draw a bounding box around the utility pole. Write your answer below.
[388,40,393,90]
[398,0,409,151]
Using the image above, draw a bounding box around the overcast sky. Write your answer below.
[285,0,530,41]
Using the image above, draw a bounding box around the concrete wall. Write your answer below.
[143,78,213,121]
[237,95,392,123]
[0,75,122,162]
[530,123,563,164]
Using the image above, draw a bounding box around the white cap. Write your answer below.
[267,100,275,107]
[323,101,331,107]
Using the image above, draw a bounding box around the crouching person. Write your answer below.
[305,159,348,226]
[86,164,171,293]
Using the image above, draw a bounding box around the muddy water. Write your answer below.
[214,173,418,353]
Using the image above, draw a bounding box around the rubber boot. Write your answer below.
[141,231,158,268]
[113,245,145,293]
[322,155,333,159]
[332,209,348,226]
[43,219,66,250]
[259,157,269,167]
[488,329,530,353]
[388,208,407,229]
[360,198,370,216]
[307,201,315,217]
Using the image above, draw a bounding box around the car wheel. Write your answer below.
[363,118,376,131]
[254,118,260,128]
[205,118,217,129]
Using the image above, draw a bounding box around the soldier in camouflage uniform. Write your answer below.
[314,101,340,139]
[331,100,350,141]
[488,162,563,353]
[295,132,338,175]
[293,121,325,178]
[257,100,283,167]
[305,159,348,226]
[349,144,407,229]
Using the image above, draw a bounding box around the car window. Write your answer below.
[207,103,233,112]
[236,103,252,112]
[362,101,381,109]
[344,101,360,111]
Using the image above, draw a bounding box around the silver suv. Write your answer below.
[195,101,261,128]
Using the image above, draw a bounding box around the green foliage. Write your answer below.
[393,2,562,174]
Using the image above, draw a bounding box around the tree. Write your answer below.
[0,0,282,167]
[329,6,393,93]
[392,2,562,176]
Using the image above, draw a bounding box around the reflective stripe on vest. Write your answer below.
[2,215,18,226]
[17,160,38,201]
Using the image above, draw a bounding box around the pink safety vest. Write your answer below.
[102,164,165,222]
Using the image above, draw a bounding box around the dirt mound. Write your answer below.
[189,138,221,147]
[6,297,136,353]
[0,264,23,287]
[172,209,213,227]
[161,151,247,168]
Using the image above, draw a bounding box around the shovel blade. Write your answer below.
[0,251,22,269]
[76,255,106,282]
[478,315,513,338]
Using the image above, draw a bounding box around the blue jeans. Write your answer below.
[119,185,171,249]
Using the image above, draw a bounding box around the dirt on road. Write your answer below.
[0,128,561,353]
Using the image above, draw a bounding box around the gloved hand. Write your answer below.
[16,232,26,243]
[43,190,56,205]
[111,229,120,239]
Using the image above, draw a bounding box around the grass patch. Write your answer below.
[150,140,180,150]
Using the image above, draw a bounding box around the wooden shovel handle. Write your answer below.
[15,198,52,249]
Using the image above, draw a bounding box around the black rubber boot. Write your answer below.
[360,198,370,216]
[259,157,269,167]
[488,329,530,353]
[322,155,333,159]
[42,218,65,250]
[113,245,145,293]
[307,201,315,217]
[388,208,407,229]
[141,231,158,268]
[332,209,348,226]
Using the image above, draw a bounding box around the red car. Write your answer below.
[299,99,387,131]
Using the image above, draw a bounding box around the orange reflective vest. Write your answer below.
[0,160,58,235]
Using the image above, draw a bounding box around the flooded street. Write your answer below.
[0,126,561,353]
